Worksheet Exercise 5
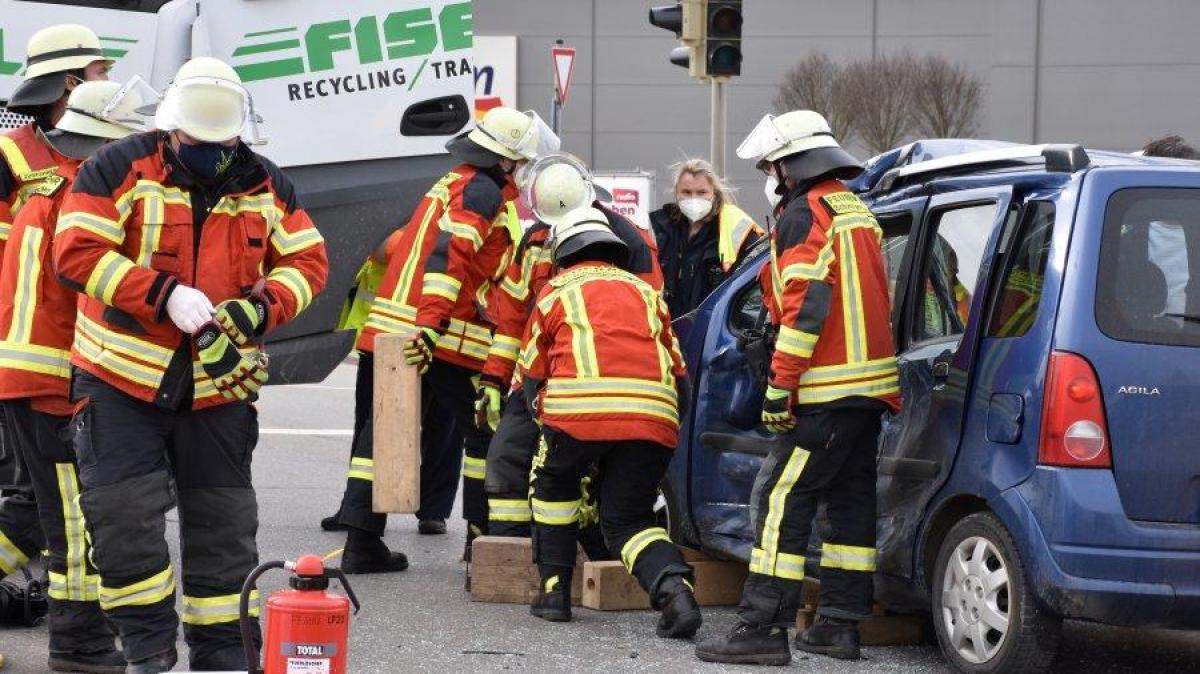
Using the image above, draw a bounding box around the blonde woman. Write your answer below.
[650,158,763,318]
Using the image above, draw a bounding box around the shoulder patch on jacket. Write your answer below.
[819,192,869,217]
[28,174,65,198]
[462,172,504,220]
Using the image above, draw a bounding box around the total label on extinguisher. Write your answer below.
[281,643,336,674]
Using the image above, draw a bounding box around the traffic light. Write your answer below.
[649,1,704,77]
[705,1,743,77]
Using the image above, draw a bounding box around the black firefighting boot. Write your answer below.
[48,648,126,674]
[341,529,409,574]
[794,615,861,660]
[530,568,572,623]
[125,647,177,674]
[320,509,348,532]
[695,622,792,666]
[418,518,447,535]
[654,575,702,639]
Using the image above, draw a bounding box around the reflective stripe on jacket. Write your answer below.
[762,180,899,412]
[519,261,686,448]
[481,206,666,388]
[53,131,329,409]
[1,123,63,261]
[357,163,519,371]
[717,203,764,272]
[0,159,79,412]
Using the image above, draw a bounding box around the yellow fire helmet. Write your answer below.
[6,24,112,114]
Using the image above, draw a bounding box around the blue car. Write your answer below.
[665,140,1200,673]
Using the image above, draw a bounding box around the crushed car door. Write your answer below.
[876,187,1013,580]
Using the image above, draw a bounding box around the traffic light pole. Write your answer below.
[710,77,727,178]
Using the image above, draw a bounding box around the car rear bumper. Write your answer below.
[995,467,1200,629]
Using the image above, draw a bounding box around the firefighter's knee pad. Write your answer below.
[79,471,174,578]
[178,487,258,590]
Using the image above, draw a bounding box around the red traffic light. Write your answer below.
[710,7,742,36]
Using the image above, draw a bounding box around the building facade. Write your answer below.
[475,0,1200,213]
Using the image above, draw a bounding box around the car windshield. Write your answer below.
[1097,187,1200,347]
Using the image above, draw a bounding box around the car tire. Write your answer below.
[931,512,1061,674]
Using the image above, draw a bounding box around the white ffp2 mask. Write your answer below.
[678,197,714,223]
[764,175,783,210]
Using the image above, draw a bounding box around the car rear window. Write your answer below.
[1097,188,1200,347]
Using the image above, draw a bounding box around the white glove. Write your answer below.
[166,284,215,334]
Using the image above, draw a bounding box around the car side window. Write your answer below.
[914,204,996,344]
[987,202,1055,338]
[730,282,763,335]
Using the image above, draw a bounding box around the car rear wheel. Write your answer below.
[932,512,1061,674]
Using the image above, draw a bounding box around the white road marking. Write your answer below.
[260,428,354,436]
[279,384,356,391]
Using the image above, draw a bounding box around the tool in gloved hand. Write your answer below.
[196,322,269,401]
[761,383,797,433]
[402,328,438,373]
[474,375,504,431]
[215,294,268,347]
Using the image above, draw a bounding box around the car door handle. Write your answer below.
[932,360,950,381]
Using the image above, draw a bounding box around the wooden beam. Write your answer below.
[470,536,583,605]
[580,558,748,610]
[372,335,421,513]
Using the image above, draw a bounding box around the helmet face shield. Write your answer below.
[737,114,787,165]
[98,76,159,131]
[520,152,599,226]
[156,75,265,144]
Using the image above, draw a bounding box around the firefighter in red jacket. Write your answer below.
[54,58,328,674]
[334,106,550,570]
[697,111,900,665]
[0,80,139,674]
[520,205,700,637]
[478,154,663,539]
[0,22,112,586]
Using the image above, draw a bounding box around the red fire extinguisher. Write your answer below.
[239,555,361,674]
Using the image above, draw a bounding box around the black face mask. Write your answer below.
[178,141,237,181]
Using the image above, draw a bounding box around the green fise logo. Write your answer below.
[0,29,136,76]
[231,2,473,101]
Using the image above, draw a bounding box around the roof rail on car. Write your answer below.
[874,143,1090,192]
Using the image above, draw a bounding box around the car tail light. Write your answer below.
[1039,351,1112,468]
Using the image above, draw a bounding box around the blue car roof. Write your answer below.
[855,138,1200,207]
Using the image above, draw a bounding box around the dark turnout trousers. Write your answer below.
[338,354,489,535]
[531,431,691,602]
[0,407,44,576]
[483,386,539,536]
[71,371,261,669]
[4,400,115,655]
[738,408,883,627]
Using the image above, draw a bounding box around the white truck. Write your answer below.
[1,0,477,383]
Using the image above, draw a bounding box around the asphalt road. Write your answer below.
[3,361,1200,673]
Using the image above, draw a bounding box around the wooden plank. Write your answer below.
[858,614,925,646]
[581,561,649,610]
[794,604,925,646]
[372,333,421,514]
[470,536,582,605]
[580,558,749,610]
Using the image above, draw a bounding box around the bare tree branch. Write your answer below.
[842,52,921,155]
[913,55,983,138]
[773,52,858,145]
